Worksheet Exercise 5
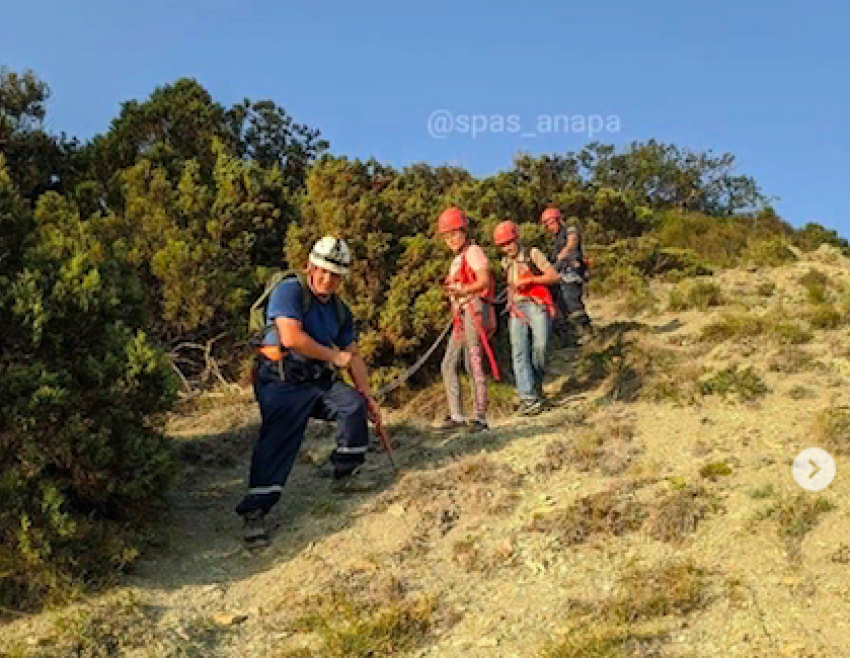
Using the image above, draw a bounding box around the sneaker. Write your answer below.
[241,509,269,548]
[468,419,489,433]
[434,416,467,431]
[518,399,545,416]
[330,466,379,493]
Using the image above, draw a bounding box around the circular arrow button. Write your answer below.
[793,448,836,492]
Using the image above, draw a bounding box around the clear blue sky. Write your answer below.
[3,0,847,235]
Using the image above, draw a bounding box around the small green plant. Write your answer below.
[754,493,836,561]
[698,365,768,402]
[749,484,775,500]
[699,461,733,479]
[755,494,835,539]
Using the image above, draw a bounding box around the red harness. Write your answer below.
[507,252,556,323]
[447,245,500,381]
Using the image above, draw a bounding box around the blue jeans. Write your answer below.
[509,301,551,401]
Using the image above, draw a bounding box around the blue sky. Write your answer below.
[3,0,847,234]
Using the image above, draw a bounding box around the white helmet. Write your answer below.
[309,236,351,275]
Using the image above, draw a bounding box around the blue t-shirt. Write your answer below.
[264,279,355,356]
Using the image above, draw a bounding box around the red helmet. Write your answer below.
[493,220,519,245]
[438,207,467,234]
[541,207,562,223]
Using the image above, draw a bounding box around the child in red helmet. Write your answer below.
[436,208,495,433]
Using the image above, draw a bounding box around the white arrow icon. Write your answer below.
[793,449,836,492]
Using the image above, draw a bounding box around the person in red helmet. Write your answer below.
[436,208,495,433]
[541,207,593,345]
[493,220,560,415]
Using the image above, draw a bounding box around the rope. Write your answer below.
[374,321,453,400]
[373,287,510,401]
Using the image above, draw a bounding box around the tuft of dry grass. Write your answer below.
[536,439,573,475]
[376,455,521,558]
[748,483,775,499]
[700,312,812,346]
[602,559,712,623]
[813,405,850,455]
[538,420,643,477]
[787,385,816,400]
[281,572,445,658]
[22,591,230,658]
[756,281,776,297]
[641,360,706,405]
[668,279,725,311]
[804,303,844,329]
[538,622,667,658]
[527,481,650,545]
[540,557,712,657]
[647,484,720,543]
[767,347,818,374]
[450,534,515,574]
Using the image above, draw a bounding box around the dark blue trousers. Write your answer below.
[234,363,369,515]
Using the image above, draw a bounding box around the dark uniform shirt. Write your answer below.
[551,225,583,274]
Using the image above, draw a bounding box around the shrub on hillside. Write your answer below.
[656,210,793,268]
[668,279,725,311]
[0,161,177,612]
[740,237,797,267]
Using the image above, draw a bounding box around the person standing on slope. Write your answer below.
[541,207,593,345]
[235,236,383,548]
[436,208,496,434]
[493,220,560,415]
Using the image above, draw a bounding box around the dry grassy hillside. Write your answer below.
[3,245,850,658]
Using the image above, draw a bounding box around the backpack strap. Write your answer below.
[521,247,543,276]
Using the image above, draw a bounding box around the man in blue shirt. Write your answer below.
[235,237,383,548]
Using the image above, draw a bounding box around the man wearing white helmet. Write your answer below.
[235,236,383,548]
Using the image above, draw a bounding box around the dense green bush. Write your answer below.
[0,159,178,611]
